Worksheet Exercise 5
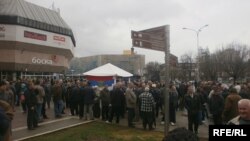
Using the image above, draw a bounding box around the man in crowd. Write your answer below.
[52,79,64,118]
[228,99,250,125]
[184,85,201,134]
[139,86,155,130]
[125,83,137,128]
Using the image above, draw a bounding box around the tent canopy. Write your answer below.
[83,63,133,77]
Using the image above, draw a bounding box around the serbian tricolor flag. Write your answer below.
[86,76,114,86]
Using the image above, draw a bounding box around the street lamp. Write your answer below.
[182,24,208,81]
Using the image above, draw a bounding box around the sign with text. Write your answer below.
[53,35,65,42]
[131,26,166,51]
[0,24,74,52]
[132,39,152,49]
[24,31,47,41]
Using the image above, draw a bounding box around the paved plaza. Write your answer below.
[12,105,209,141]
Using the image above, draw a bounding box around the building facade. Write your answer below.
[0,0,75,80]
[69,54,145,77]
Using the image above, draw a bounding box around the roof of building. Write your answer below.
[0,0,76,46]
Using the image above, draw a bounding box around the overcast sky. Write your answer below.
[26,0,250,63]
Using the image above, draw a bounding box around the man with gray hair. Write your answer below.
[228,99,250,125]
[184,85,201,134]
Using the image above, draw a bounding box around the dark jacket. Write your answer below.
[209,93,224,115]
[184,94,201,114]
[70,86,81,103]
[100,88,110,106]
[25,88,38,108]
[110,88,125,107]
[83,86,95,105]
[169,91,178,108]
[52,84,63,102]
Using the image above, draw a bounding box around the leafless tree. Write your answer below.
[179,53,195,81]
[144,62,161,82]
[215,42,250,84]
[199,49,220,81]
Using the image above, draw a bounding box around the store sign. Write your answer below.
[32,57,52,65]
[53,35,65,42]
[1,24,73,49]
[24,31,47,41]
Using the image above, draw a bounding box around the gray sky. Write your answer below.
[26,0,250,63]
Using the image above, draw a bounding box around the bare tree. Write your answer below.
[215,42,250,84]
[199,49,220,81]
[144,62,161,82]
[179,53,195,81]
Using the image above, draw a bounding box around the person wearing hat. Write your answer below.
[139,86,156,130]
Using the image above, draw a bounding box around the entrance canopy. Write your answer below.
[83,63,133,77]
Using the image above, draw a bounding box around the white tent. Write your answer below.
[83,63,133,77]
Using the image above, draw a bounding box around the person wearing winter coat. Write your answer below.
[222,88,241,123]
[184,85,201,134]
[209,86,224,125]
[125,83,137,127]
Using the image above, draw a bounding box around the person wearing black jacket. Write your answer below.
[70,81,80,116]
[83,82,96,120]
[25,80,38,130]
[184,85,201,134]
[108,82,125,124]
[209,86,224,125]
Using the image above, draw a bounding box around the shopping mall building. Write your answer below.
[0,0,76,81]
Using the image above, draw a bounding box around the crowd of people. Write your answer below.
[1,78,250,141]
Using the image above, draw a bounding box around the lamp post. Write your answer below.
[182,24,208,82]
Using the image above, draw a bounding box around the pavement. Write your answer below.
[11,105,209,141]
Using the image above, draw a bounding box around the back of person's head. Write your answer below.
[162,127,199,141]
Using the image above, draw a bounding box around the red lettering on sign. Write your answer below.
[53,36,65,42]
[24,31,47,41]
